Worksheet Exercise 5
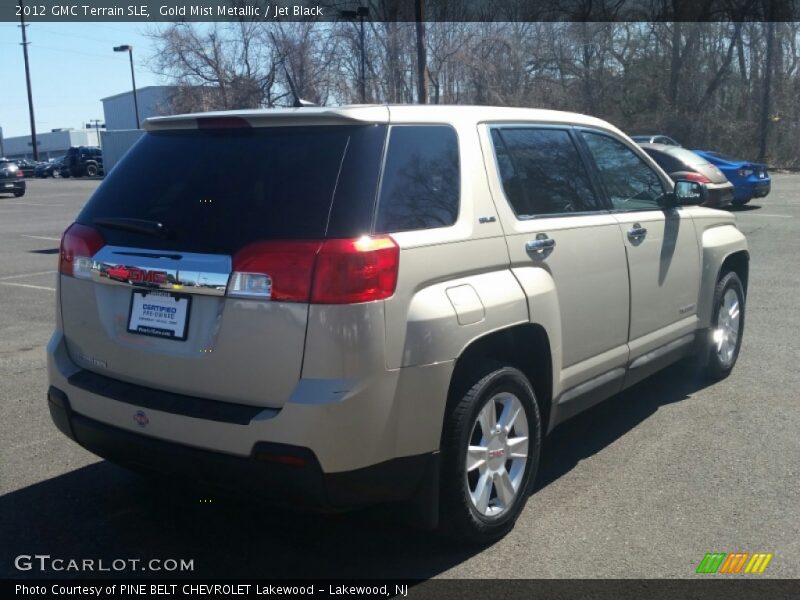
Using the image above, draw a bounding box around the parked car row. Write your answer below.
[0,146,104,181]
[631,134,771,207]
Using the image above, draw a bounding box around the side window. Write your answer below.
[491,127,601,218]
[374,125,459,233]
[581,132,666,210]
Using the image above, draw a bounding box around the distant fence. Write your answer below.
[101,129,145,174]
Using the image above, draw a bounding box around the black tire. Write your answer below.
[85,163,98,177]
[440,363,541,544]
[698,271,745,380]
[731,197,751,207]
[13,190,25,198]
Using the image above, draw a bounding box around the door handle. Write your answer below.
[526,235,556,255]
[627,224,647,241]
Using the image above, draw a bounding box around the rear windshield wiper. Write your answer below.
[93,217,170,239]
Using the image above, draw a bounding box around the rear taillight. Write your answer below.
[228,235,399,304]
[229,241,321,301]
[682,172,712,184]
[312,236,399,304]
[15,170,23,177]
[59,223,104,278]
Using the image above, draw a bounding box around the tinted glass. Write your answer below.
[642,148,683,174]
[581,132,665,210]
[491,128,600,217]
[666,148,709,166]
[78,125,387,254]
[374,125,459,233]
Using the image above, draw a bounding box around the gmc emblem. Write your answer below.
[109,266,168,284]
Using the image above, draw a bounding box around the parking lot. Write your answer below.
[1,176,798,579]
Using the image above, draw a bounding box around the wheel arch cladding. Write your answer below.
[444,323,553,440]
[697,225,748,328]
[719,250,749,296]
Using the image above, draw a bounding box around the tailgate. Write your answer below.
[61,247,307,408]
[58,122,387,409]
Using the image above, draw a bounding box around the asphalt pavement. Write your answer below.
[1,176,798,579]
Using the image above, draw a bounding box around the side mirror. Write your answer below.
[673,179,707,206]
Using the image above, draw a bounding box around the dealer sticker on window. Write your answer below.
[127,290,191,341]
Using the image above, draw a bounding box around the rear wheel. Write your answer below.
[731,197,751,207]
[85,163,98,177]
[440,364,541,543]
[699,271,745,380]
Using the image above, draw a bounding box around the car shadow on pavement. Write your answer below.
[535,360,712,493]
[1,362,711,580]
[728,203,762,212]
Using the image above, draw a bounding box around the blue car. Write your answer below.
[692,150,771,206]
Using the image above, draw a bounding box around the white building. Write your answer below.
[1,128,100,161]
[102,85,180,131]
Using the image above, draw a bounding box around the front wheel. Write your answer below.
[700,271,745,380]
[440,364,541,543]
[13,190,25,198]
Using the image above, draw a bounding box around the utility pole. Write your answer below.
[340,7,369,103]
[89,119,102,149]
[18,0,39,161]
[414,0,428,104]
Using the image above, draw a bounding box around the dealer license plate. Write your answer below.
[127,290,191,341]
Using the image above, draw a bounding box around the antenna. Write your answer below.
[269,31,317,108]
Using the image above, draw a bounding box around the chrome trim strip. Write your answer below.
[89,246,231,297]
[629,333,696,370]
[557,368,626,405]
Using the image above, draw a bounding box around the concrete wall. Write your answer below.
[100,129,145,173]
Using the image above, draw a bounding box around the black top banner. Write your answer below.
[4,0,800,23]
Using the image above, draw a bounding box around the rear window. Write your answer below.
[491,127,601,217]
[77,125,387,254]
[665,148,709,166]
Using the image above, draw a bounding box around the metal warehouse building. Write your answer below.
[100,86,182,172]
[101,85,179,131]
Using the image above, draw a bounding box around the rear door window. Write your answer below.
[374,125,460,233]
[77,125,387,254]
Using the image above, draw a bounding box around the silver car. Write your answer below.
[48,106,748,542]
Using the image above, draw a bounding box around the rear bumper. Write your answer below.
[0,179,25,193]
[703,183,734,208]
[47,385,438,512]
[735,179,771,201]
[752,180,771,198]
[46,329,450,512]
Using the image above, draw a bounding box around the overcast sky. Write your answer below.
[0,22,161,139]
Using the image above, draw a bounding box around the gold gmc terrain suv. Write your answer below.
[47,105,748,542]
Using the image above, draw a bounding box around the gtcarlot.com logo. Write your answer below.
[696,552,774,574]
[14,554,194,573]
